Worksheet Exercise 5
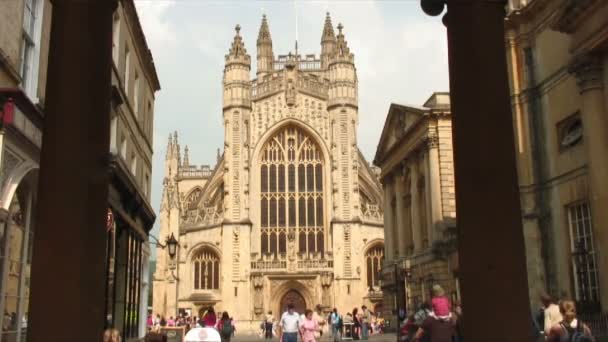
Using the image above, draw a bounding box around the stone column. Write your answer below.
[410,158,422,252]
[569,53,608,311]
[426,0,533,340]
[427,135,442,243]
[28,1,115,341]
[382,176,395,261]
[394,169,408,258]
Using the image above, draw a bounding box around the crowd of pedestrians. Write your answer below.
[534,294,595,342]
[260,303,384,342]
[398,286,596,342]
[143,306,235,342]
[102,288,597,342]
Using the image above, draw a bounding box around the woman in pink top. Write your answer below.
[203,307,217,327]
[299,309,320,342]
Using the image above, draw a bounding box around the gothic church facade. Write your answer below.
[153,14,384,328]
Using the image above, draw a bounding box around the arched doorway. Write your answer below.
[279,290,306,315]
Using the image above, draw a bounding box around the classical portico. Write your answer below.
[374,94,458,329]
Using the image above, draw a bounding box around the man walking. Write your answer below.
[280,304,300,342]
[361,306,371,340]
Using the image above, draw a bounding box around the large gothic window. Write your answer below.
[366,245,384,289]
[260,126,325,256]
[193,248,220,290]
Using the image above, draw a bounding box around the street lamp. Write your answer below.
[166,233,178,259]
[149,233,179,260]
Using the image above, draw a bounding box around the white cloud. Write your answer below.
[134,0,177,50]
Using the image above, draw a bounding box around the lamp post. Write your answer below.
[150,233,180,317]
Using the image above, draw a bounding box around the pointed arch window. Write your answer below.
[366,245,384,289]
[260,126,325,257]
[192,248,220,290]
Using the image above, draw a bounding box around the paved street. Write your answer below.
[230,334,397,342]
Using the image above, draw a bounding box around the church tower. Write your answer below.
[154,132,182,316]
[256,15,274,78]
[221,24,253,311]
[223,24,251,222]
[154,14,383,329]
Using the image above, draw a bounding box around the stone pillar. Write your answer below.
[410,159,422,252]
[28,1,115,341]
[382,177,395,261]
[394,169,408,258]
[427,135,442,242]
[432,0,533,340]
[569,53,608,311]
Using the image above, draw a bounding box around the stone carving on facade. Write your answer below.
[183,205,224,226]
[426,134,439,149]
[320,271,334,308]
[569,53,603,93]
[360,202,383,223]
[252,274,264,314]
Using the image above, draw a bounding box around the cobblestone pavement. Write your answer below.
[231,333,397,342]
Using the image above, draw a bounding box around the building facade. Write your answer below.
[0,0,50,340]
[153,14,384,329]
[374,93,458,329]
[106,0,160,339]
[505,0,608,312]
[0,0,159,340]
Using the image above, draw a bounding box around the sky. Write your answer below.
[133,0,450,247]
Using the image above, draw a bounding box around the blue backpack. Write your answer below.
[560,321,593,342]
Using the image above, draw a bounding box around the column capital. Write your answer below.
[569,53,604,94]
[426,133,440,149]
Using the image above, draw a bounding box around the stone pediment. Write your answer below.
[373,103,427,166]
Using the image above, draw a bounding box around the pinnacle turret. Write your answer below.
[256,15,274,76]
[257,14,272,43]
[321,12,337,69]
[335,23,352,58]
[165,134,173,160]
[183,145,190,168]
[172,131,181,165]
[227,24,248,59]
[321,12,336,43]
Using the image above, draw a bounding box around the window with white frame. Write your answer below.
[567,202,600,303]
[133,71,140,117]
[124,45,130,96]
[130,153,137,176]
[112,12,120,64]
[120,135,127,159]
[144,173,149,198]
[20,0,40,97]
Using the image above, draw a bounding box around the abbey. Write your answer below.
[153,14,384,328]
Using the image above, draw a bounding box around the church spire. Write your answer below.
[256,15,274,77]
[321,12,337,69]
[165,134,173,160]
[257,14,271,44]
[172,131,181,164]
[321,12,336,43]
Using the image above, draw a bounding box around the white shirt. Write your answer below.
[281,311,300,333]
[544,303,563,336]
